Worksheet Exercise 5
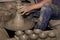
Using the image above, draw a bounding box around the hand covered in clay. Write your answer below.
[18,5,32,15]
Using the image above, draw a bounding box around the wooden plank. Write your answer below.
[0,0,16,2]
[28,0,35,4]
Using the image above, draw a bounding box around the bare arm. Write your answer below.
[29,0,52,10]
[17,0,52,15]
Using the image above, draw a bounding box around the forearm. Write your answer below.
[29,0,52,10]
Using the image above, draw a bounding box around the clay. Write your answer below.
[7,35,19,40]
[0,0,60,40]
[49,20,60,29]
[4,0,35,31]
[19,34,28,40]
[33,29,42,34]
[0,0,16,2]
[15,30,24,37]
[39,32,48,39]
[48,31,56,38]
[0,27,9,40]
[29,34,38,39]
[25,30,33,35]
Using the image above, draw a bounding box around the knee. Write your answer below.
[41,3,52,11]
[43,3,51,7]
[40,4,52,18]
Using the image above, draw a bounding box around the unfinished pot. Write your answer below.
[5,13,34,31]
[4,0,35,31]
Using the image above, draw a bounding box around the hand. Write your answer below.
[18,6,32,15]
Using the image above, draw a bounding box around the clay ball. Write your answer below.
[25,30,33,35]
[37,38,41,40]
[15,30,24,36]
[19,34,28,40]
[29,34,38,39]
[39,32,48,39]
[33,29,42,34]
[48,31,56,38]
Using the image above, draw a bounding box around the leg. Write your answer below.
[51,4,60,19]
[26,10,40,22]
[34,4,53,31]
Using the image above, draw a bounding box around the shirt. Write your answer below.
[36,0,60,6]
[53,0,60,6]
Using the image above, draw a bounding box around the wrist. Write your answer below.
[28,5,34,11]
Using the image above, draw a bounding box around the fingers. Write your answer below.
[17,9,26,15]
[17,6,30,15]
[18,6,25,9]
[21,12,26,15]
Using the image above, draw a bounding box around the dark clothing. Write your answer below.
[26,0,60,31]
[28,3,60,31]
[52,0,60,6]
[36,0,60,6]
[33,4,53,30]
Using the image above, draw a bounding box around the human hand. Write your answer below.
[18,5,32,15]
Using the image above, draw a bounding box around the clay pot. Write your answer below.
[0,27,9,40]
[37,38,41,40]
[8,38,17,40]
[5,13,34,31]
[0,10,11,22]
[3,0,35,31]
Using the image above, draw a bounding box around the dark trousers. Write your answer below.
[28,4,60,31]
